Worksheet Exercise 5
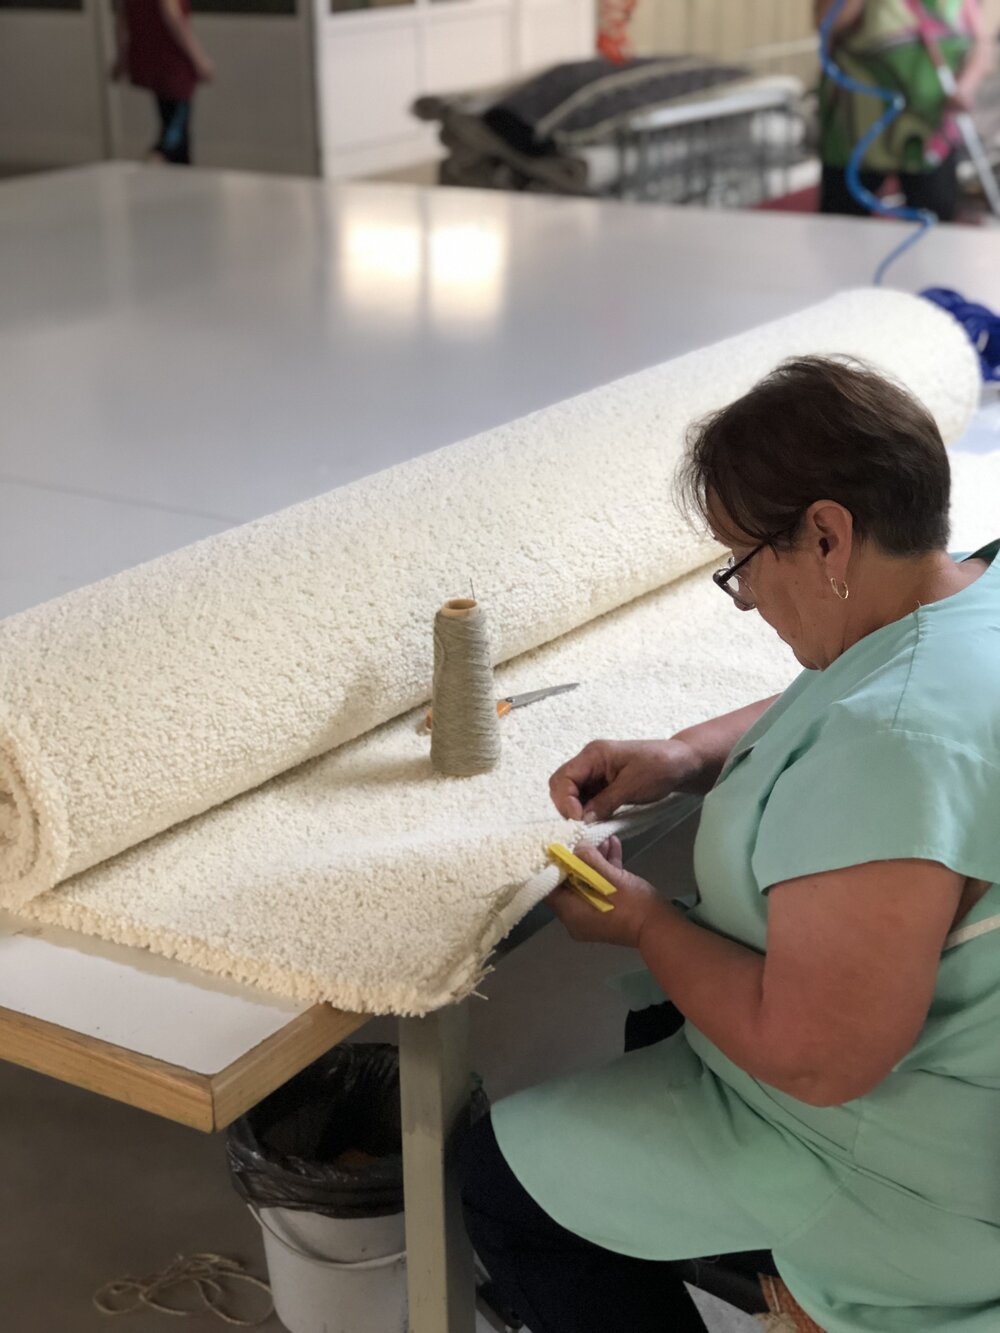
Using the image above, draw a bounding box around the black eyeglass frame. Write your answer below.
[712,522,801,611]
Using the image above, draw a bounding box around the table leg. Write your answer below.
[399,1003,476,1333]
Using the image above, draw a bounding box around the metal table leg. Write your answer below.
[399,1003,476,1333]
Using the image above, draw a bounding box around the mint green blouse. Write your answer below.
[493,541,1000,1332]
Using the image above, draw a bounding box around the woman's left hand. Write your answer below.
[546,836,669,948]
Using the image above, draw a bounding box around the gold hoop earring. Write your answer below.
[830,577,849,601]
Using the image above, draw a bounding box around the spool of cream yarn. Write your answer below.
[430,599,501,776]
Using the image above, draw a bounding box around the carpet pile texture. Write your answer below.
[0,289,985,1013]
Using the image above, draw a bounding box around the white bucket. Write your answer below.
[253,1205,407,1333]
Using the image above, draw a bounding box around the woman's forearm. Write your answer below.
[669,695,779,794]
[637,905,819,1100]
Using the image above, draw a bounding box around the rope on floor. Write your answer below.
[93,1253,273,1326]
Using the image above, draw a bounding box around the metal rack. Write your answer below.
[418,67,811,205]
[602,76,807,206]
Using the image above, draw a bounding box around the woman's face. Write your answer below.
[709,496,855,671]
[723,536,828,668]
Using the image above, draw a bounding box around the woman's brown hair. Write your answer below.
[679,355,951,556]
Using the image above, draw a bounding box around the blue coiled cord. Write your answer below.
[921,287,1000,379]
[818,0,938,283]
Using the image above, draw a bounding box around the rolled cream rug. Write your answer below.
[16,447,997,1014]
[0,289,983,1012]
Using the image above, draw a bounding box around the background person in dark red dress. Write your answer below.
[112,0,215,166]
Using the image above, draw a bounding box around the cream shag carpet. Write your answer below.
[0,290,987,1014]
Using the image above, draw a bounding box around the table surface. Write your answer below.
[2,162,998,1079]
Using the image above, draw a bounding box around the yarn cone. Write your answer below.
[430,599,501,776]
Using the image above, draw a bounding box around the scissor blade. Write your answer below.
[506,683,580,709]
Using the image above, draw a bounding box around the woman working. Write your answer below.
[816,0,995,220]
[462,356,1000,1331]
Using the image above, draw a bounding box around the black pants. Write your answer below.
[153,97,192,166]
[819,154,958,221]
[460,1002,778,1333]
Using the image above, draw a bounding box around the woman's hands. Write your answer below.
[549,698,781,821]
[548,737,700,822]
[546,836,671,948]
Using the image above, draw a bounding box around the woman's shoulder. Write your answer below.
[768,608,998,772]
[822,611,1000,765]
[897,543,1000,729]
[753,544,1000,764]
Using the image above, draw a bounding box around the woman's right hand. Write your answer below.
[548,738,699,823]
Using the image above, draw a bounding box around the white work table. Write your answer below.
[1,163,998,1331]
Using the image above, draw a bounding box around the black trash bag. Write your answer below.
[227,1043,404,1220]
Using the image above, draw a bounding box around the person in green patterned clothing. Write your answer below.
[815,0,995,219]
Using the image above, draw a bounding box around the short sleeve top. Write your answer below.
[693,538,1000,945]
[125,0,198,102]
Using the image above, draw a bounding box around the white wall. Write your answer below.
[626,0,820,86]
[628,0,814,61]
[0,8,108,168]
[314,0,595,178]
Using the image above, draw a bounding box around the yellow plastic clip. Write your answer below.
[547,843,617,913]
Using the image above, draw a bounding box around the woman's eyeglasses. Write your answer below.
[712,523,799,611]
[712,544,767,611]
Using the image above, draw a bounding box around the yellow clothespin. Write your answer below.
[547,843,617,913]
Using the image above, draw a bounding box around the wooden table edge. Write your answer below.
[0,1001,368,1133]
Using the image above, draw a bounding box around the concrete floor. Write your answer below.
[0,843,755,1332]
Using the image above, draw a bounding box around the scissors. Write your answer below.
[423,682,579,730]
